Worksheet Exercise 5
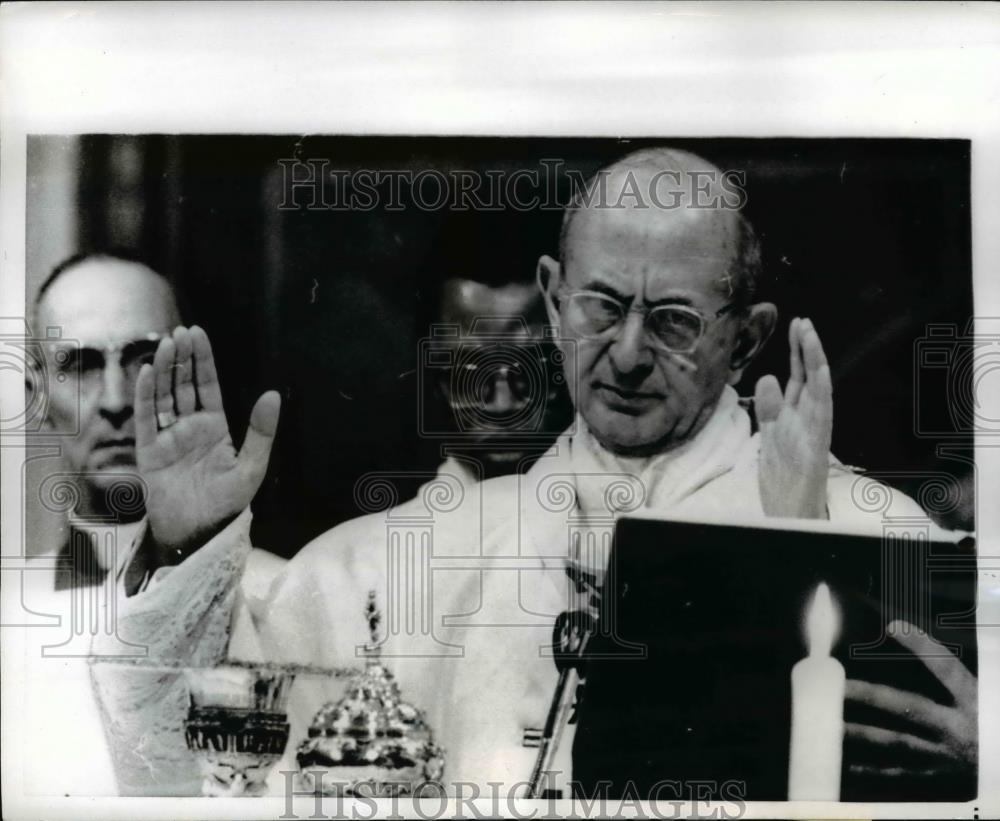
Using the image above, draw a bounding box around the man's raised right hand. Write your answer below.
[135,325,280,560]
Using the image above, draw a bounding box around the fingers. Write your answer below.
[172,327,196,415]
[135,363,157,449]
[237,390,282,483]
[800,318,829,373]
[153,335,177,420]
[845,721,949,760]
[190,325,223,412]
[799,318,832,404]
[813,359,833,412]
[785,317,805,405]
[888,620,977,702]
[754,374,783,425]
[150,326,225,425]
[787,317,832,404]
[845,678,952,736]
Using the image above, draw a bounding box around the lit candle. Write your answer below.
[787,583,845,801]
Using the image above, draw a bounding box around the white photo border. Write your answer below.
[1,2,998,819]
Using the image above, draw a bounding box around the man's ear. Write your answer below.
[727,302,777,385]
[536,254,563,330]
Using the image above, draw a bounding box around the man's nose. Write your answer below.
[482,371,523,413]
[608,310,653,376]
[97,360,134,426]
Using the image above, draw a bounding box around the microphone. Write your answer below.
[526,609,597,799]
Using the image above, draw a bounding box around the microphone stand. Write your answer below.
[527,610,595,799]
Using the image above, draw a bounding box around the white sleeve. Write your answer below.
[825,464,960,539]
[89,508,254,796]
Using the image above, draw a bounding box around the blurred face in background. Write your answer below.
[34,258,181,516]
[436,278,570,477]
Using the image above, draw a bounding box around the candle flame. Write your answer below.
[805,583,839,657]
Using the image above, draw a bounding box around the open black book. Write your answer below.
[571,517,977,802]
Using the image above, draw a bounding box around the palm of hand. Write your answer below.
[755,317,833,519]
[138,409,244,552]
[135,326,280,556]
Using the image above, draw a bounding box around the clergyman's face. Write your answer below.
[438,279,565,474]
[551,202,746,456]
[35,259,180,503]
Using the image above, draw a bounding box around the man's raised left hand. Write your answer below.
[754,316,833,519]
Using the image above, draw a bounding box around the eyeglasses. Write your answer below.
[54,333,163,392]
[560,290,740,354]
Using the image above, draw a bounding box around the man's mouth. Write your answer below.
[595,382,664,413]
[94,437,136,452]
[596,382,662,401]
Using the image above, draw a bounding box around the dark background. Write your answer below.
[30,136,974,555]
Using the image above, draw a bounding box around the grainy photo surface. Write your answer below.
[2,4,997,821]
[15,135,979,804]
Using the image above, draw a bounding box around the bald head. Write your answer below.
[439,278,545,337]
[559,147,761,305]
[34,254,181,337]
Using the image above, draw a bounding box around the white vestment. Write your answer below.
[90,388,934,796]
[15,518,141,797]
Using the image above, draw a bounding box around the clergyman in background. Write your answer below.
[418,207,572,487]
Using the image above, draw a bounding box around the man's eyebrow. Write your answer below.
[578,282,697,308]
[580,282,628,301]
[647,295,695,308]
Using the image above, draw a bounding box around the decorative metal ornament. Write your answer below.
[296,590,445,797]
[183,666,296,796]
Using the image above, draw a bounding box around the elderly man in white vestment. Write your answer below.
[91,148,976,797]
